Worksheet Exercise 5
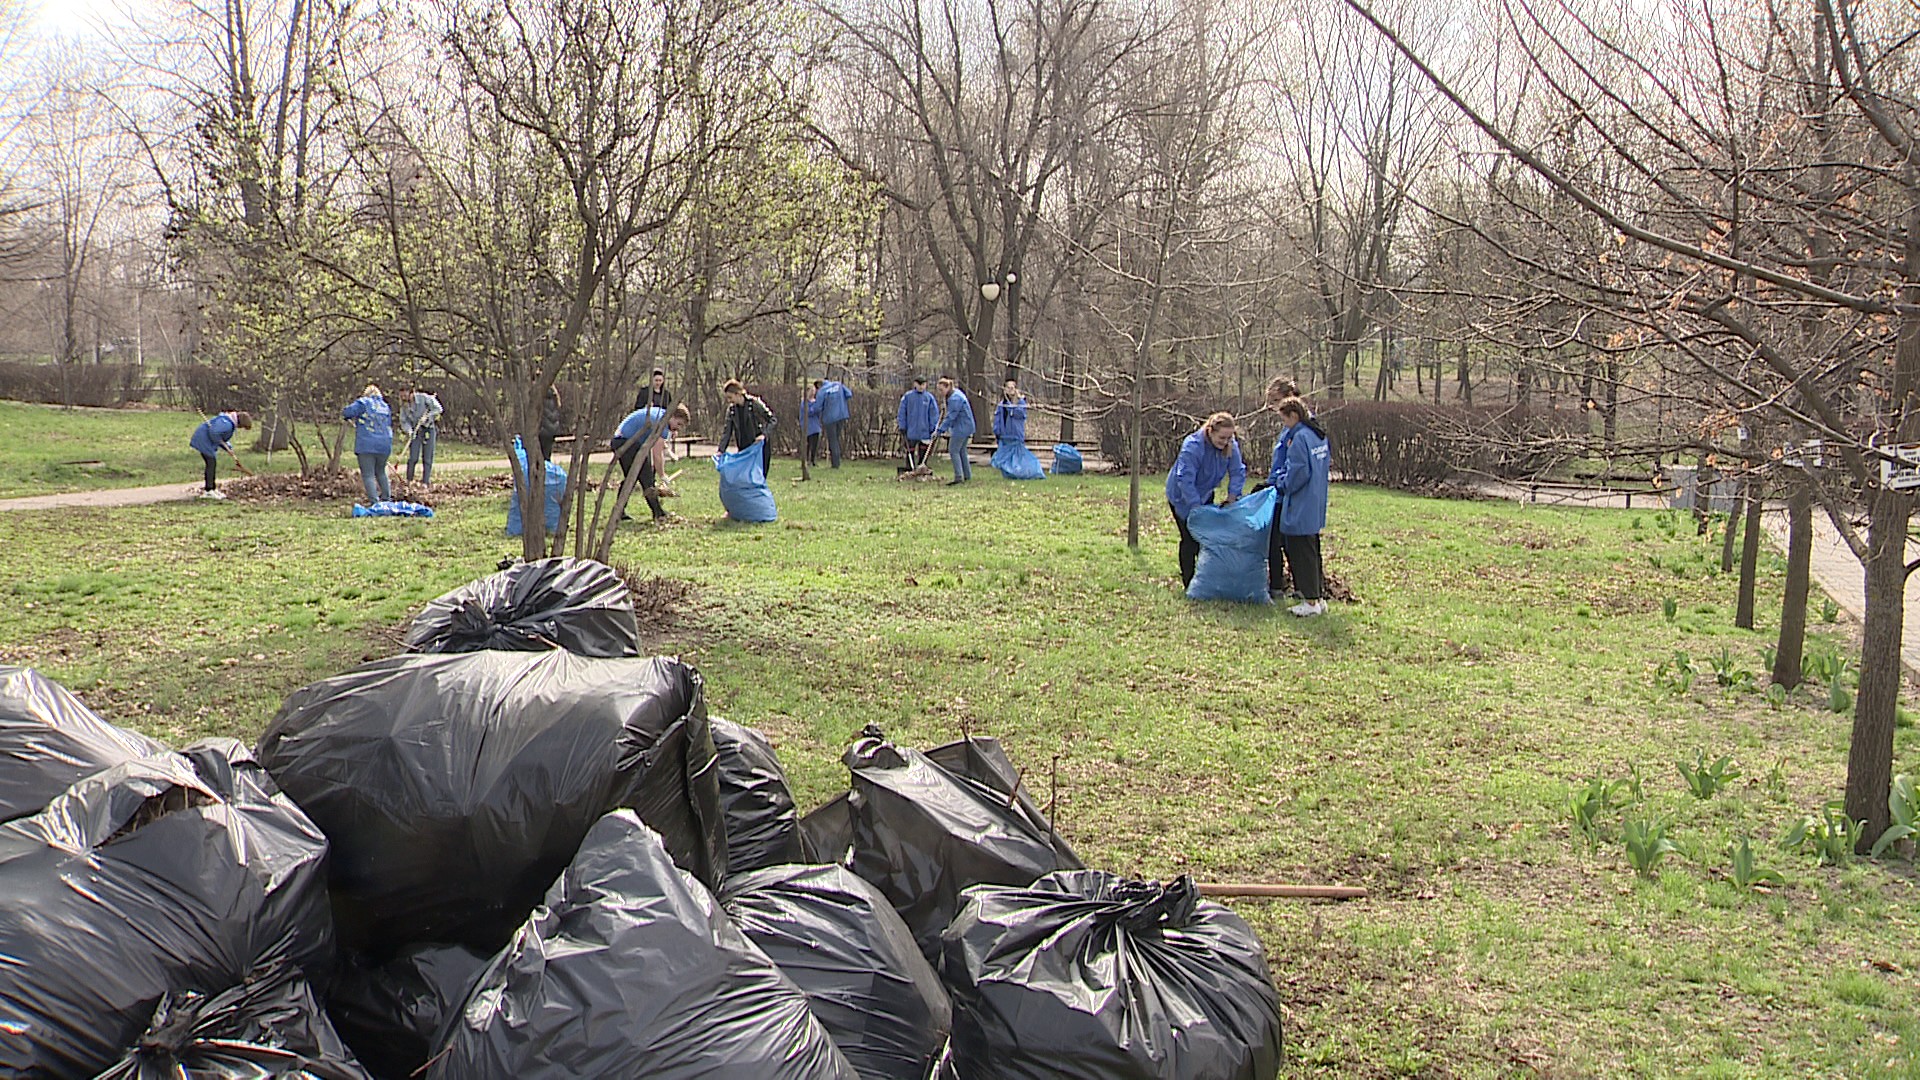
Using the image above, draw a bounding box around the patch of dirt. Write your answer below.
[225,469,513,503]
[615,566,718,651]
[1406,480,1491,501]
[1273,566,1360,604]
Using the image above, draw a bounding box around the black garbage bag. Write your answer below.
[843,725,1081,956]
[403,557,639,657]
[0,664,165,821]
[256,651,725,956]
[0,739,335,1078]
[799,791,854,866]
[712,717,811,871]
[427,810,854,1080]
[940,871,1283,1080]
[326,944,489,1080]
[722,863,952,1079]
[93,962,371,1080]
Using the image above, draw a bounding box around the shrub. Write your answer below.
[0,361,154,407]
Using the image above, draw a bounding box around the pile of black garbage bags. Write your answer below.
[0,558,1284,1079]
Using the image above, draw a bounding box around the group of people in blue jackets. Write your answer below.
[893,375,1040,484]
[190,384,445,504]
[1165,376,1331,616]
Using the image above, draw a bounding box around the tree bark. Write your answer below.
[1736,479,1764,629]
[1772,480,1812,689]
[1848,488,1911,851]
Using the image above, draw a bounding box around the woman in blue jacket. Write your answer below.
[1164,412,1246,588]
[992,378,1027,446]
[188,410,253,498]
[1275,396,1331,617]
[933,376,976,484]
[814,378,853,468]
[342,384,395,504]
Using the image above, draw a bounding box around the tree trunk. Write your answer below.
[1457,339,1471,405]
[1735,479,1763,629]
[1719,487,1740,573]
[1848,489,1911,852]
[1772,481,1811,689]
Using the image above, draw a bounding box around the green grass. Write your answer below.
[0,400,500,498]
[0,466,1915,1077]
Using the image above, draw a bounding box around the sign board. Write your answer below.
[1881,443,1920,491]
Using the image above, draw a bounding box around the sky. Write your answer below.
[26,0,128,39]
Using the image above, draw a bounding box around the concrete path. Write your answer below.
[1758,509,1920,678]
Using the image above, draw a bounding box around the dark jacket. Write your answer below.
[723,395,776,452]
[635,384,672,412]
[539,393,565,440]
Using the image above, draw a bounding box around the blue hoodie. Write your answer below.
[898,388,939,442]
[189,413,238,456]
[993,398,1027,444]
[935,388,975,437]
[1279,423,1331,535]
[805,395,824,436]
[342,394,393,455]
[1165,429,1246,521]
[818,380,852,425]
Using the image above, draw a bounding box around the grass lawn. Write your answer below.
[0,400,500,498]
[0,463,1915,1077]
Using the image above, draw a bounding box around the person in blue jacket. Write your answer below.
[813,377,853,467]
[188,409,253,498]
[804,383,825,466]
[611,402,691,522]
[993,378,1027,448]
[1275,396,1331,617]
[342,385,394,504]
[1164,411,1246,588]
[933,376,976,484]
[897,376,939,474]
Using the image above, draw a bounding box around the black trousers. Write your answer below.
[1280,533,1323,601]
[538,432,557,463]
[201,452,218,491]
[611,437,666,519]
[806,432,821,465]
[761,439,773,476]
[1268,522,1290,593]
[1171,503,1200,587]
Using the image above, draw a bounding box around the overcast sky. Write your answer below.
[27,0,127,39]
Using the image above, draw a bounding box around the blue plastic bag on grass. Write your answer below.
[507,435,568,536]
[991,442,1045,481]
[354,500,434,517]
[716,442,778,523]
[1050,444,1083,475]
[1185,486,1276,603]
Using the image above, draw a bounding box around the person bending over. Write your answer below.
[721,379,777,476]
[342,385,394,504]
[1164,411,1246,589]
[189,410,253,498]
[611,403,691,522]
[814,377,853,467]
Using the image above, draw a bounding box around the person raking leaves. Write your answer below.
[189,409,254,499]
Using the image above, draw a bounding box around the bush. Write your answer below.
[0,362,154,407]
[1094,394,1583,489]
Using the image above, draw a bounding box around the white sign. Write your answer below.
[1881,444,1920,491]
[1782,440,1824,468]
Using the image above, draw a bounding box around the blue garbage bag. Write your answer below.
[715,443,778,523]
[1050,445,1084,475]
[508,435,568,536]
[991,441,1045,481]
[1185,487,1276,603]
[353,500,435,518]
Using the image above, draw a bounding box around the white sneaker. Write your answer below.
[1289,599,1326,618]
[198,488,226,500]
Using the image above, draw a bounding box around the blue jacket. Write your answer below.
[818,380,852,425]
[1164,429,1246,521]
[935,388,975,438]
[898,389,939,442]
[190,413,237,456]
[614,406,669,445]
[993,399,1027,444]
[1267,426,1297,489]
[342,394,393,455]
[805,396,824,436]
[1279,423,1331,535]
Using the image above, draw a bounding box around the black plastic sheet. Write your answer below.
[427,810,854,1080]
[0,740,335,1078]
[93,963,371,1080]
[326,945,489,1080]
[256,651,725,956]
[722,863,952,1079]
[712,718,811,872]
[843,726,1081,956]
[940,871,1283,1080]
[0,665,164,821]
[404,557,639,657]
